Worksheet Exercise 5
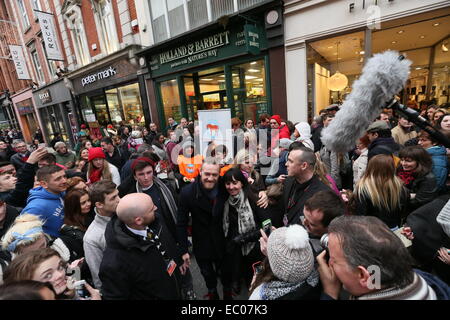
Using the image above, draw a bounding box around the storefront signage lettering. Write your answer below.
[9,45,31,80]
[81,66,117,87]
[349,0,395,12]
[38,90,52,104]
[148,22,267,77]
[158,31,231,66]
[35,11,63,61]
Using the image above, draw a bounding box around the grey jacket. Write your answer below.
[83,209,112,289]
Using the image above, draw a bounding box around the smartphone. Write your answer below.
[74,280,90,299]
[262,219,272,237]
[252,261,263,275]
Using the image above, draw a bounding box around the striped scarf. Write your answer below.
[353,273,437,300]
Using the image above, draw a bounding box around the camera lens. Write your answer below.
[320,233,329,248]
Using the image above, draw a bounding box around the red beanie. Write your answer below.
[271,115,281,126]
[131,157,155,173]
[81,124,86,129]
[88,147,106,162]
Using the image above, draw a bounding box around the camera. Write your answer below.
[320,233,330,263]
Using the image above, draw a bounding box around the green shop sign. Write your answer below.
[149,24,266,77]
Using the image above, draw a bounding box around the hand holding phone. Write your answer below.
[262,219,272,237]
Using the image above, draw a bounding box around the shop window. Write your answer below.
[167,0,186,37]
[91,95,109,126]
[105,89,123,124]
[231,59,268,123]
[431,36,450,106]
[372,16,450,108]
[93,0,119,55]
[307,31,365,115]
[160,79,182,123]
[18,0,30,30]
[118,83,144,125]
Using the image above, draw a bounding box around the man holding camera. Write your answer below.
[317,216,450,300]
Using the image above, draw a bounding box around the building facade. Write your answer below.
[136,0,286,131]
[284,0,450,123]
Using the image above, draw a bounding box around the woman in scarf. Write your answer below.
[397,146,438,212]
[86,147,121,186]
[215,167,269,297]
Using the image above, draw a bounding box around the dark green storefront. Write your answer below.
[138,12,286,131]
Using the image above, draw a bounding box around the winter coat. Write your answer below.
[99,215,182,300]
[368,137,400,160]
[176,179,225,260]
[391,125,418,146]
[426,146,448,190]
[0,205,19,240]
[83,211,111,289]
[355,186,410,228]
[20,187,65,238]
[104,147,126,171]
[0,162,37,208]
[118,176,179,238]
[55,151,77,168]
[405,171,438,211]
[282,175,331,226]
[353,148,368,190]
[10,152,30,171]
[406,195,450,265]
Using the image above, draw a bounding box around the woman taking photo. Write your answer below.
[215,167,269,298]
[86,147,121,186]
[3,248,100,300]
[397,146,438,211]
[354,154,409,229]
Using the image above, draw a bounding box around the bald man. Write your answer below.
[99,193,183,300]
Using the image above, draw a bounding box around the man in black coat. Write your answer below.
[366,120,400,161]
[100,137,128,171]
[282,147,331,226]
[10,141,30,171]
[177,160,231,300]
[99,193,183,300]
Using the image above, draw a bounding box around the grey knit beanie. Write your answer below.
[436,199,450,237]
[267,224,314,283]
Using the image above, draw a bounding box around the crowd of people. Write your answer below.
[0,101,449,301]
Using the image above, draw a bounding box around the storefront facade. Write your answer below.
[67,45,149,139]
[11,88,43,143]
[284,0,450,122]
[33,79,77,147]
[138,1,285,130]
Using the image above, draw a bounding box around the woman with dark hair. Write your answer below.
[60,189,93,262]
[215,167,269,297]
[437,114,450,133]
[152,133,167,161]
[397,146,438,211]
[354,154,410,229]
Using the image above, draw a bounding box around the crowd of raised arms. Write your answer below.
[0,100,449,300]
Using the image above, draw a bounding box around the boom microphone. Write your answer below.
[321,50,411,152]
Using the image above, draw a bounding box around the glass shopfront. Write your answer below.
[80,82,144,126]
[39,104,69,142]
[157,56,270,128]
[306,13,450,116]
[146,17,272,130]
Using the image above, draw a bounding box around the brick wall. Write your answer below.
[127,0,138,34]
[81,0,101,57]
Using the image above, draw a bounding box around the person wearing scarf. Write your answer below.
[87,148,121,186]
[218,168,269,296]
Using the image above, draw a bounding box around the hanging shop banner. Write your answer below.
[244,24,261,55]
[9,45,31,80]
[149,23,267,77]
[35,10,64,61]
[198,109,233,162]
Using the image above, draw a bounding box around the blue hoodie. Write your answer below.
[21,187,65,238]
[426,146,448,190]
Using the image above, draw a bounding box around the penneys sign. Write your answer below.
[81,66,117,87]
